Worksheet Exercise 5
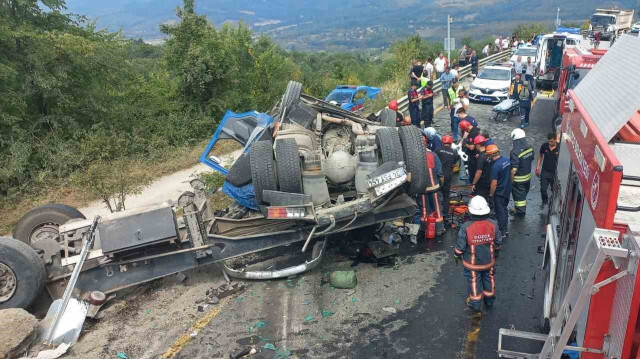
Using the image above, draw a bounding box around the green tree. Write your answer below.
[513,23,550,42]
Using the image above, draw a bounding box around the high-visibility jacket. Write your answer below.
[510,138,534,183]
[454,218,502,271]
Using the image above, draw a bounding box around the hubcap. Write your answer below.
[29,223,61,244]
[0,263,17,303]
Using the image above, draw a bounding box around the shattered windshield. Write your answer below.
[591,15,613,27]
[478,69,511,81]
[326,92,352,104]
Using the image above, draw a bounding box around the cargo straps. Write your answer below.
[513,173,532,182]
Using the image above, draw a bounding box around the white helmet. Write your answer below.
[423,127,437,139]
[511,128,526,141]
[468,196,490,216]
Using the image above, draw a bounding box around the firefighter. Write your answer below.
[471,135,492,200]
[436,134,459,216]
[419,137,446,236]
[408,80,422,127]
[536,133,559,208]
[459,118,480,184]
[388,100,404,126]
[487,144,512,240]
[454,196,502,312]
[510,128,534,216]
[420,80,435,128]
[423,127,442,152]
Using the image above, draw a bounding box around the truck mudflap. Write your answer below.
[221,239,327,279]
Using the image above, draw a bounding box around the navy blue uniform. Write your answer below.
[490,156,511,234]
[420,87,434,128]
[408,88,421,127]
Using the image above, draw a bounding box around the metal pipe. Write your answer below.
[321,114,368,135]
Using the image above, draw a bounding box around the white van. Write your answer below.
[535,33,583,90]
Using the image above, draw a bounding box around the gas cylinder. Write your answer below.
[426,214,436,240]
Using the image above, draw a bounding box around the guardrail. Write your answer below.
[396,49,512,114]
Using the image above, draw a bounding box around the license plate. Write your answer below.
[480,97,492,102]
[367,167,405,188]
[373,174,407,197]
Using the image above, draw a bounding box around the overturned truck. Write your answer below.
[0,81,426,310]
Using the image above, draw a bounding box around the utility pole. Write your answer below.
[447,14,452,63]
[556,7,561,28]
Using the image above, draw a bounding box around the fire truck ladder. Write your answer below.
[498,228,630,359]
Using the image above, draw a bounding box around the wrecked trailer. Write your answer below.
[0,81,420,311]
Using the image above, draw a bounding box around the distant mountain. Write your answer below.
[64,0,637,50]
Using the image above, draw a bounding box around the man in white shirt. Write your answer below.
[524,57,536,90]
[423,58,434,80]
[501,37,509,50]
[450,64,460,79]
[434,53,447,78]
[494,36,503,53]
[482,44,490,57]
[513,56,524,75]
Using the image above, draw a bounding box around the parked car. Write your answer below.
[468,64,515,103]
[632,21,640,33]
[509,46,538,64]
[325,85,381,111]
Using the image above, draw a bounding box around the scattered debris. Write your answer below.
[175,272,188,284]
[190,331,198,337]
[0,308,38,359]
[250,321,269,332]
[197,304,209,312]
[19,343,70,359]
[321,310,335,317]
[393,299,401,304]
[116,352,129,359]
[382,307,397,314]
[229,346,256,359]
[329,271,357,289]
[351,297,357,302]
[263,343,277,351]
[302,299,313,305]
[207,296,220,305]
[273,348,292,358]
[37,298,88,346]
[367,241,398,259]
[204,282,245,304]
[305,316,315,322]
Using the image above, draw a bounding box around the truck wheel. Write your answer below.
[0,237,47,309]
[378,108,397,127]
[275,138,303,194]
[283,81,302,113]
[398,126,428,195]
[226,152,252,187]
[250,141,279,204]
[13,203,86,246]
[375,127,404,165]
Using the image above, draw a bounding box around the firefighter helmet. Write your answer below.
[468,196,490,216]
[486,144,500,155]
[459,120,471,131]
[473,135,487,145]
[511,128,526,140]
[389,100,398,111]
[442,135,453,144]
[423,127,437,139]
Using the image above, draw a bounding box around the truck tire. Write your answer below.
[283,81,302,113]
[13,203,86,245]
[398,125,428,195]
[378,108,397,127]
[0,237,47,309]
[250,141,278,204]
[226,152,252,187]
[375,127,404,165]
[275,138,303,194]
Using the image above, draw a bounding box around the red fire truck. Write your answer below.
[498,35,640,358]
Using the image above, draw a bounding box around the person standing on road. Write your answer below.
[408,80,422,127]
[447,79,460,136]
[436,135,459,217]
[509,128,534,216]
[388,100,405,127]
[482,44,490,57]
[423,127,442,152]
[440,68,455,113]
[513,56,525,76]
[410,60,424,83]
[594,31,601,49]
[458,45,469,66]
[424,58,435,80]
[536,133,559,208]
[471,136,492,199]
[419,143,446,236]
[434,53,447,78]
[451,64,460,80]
[524,57,536,91]
[471,51,479,79]
[462,124,481,186]
[510,73,533,128]
[487,144,511,240]
[454,196,502,312]
[420,80,435,128]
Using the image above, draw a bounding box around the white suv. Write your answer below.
[468,64,515,103]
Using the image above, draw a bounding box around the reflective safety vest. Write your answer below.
[510,139,534,183]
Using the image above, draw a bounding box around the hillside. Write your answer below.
[65,0,636,50]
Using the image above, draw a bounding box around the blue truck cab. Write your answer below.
[325,85,381,111]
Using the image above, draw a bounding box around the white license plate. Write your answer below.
[374,175,407,196]
[367,167,405,188]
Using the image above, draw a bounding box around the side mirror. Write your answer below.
[209,155,222,164]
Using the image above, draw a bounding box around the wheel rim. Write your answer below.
[28,222,61,245]
[0,262,17,303]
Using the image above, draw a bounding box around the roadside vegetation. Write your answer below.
[0,0,550,233]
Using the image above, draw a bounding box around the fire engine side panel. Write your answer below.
[574,199,597,348]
